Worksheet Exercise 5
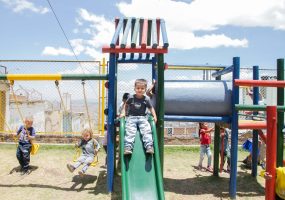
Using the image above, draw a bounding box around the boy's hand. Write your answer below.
[119,114,125,118]
[153,116,157,123]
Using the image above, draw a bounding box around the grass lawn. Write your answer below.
[0,144,266,200]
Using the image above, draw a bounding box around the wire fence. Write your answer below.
[0,59,279,141]
[0,60,107,138]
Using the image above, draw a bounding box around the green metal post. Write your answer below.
[214,124,220,176]
[213,72,221,176]
[277,58,284,167]
[119,118,128,200]
[157,54,164,173]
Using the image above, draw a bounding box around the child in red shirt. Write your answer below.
[198,122,214,171]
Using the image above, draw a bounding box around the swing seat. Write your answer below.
[73,147,99,167]
[31,143,40,155]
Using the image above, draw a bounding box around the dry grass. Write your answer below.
[0,144,265,200]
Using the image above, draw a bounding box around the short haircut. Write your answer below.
[81,128,93,138]
[122,93,130,100]
[135,79,147,88]
[25,116,34,122]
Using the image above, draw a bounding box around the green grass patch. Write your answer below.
[0,143,74,151]
[164,146,200,153]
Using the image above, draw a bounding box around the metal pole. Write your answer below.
[157,54,164,173]
[107,53,116,192]
[252,65,259,177]
[277,58,284,167]
[101,58,107,134]
[265,106,277,200]
[214,71,221,176]
[230,57,240,199]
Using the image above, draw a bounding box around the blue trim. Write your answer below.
[117,58,153,64]
[110,18,123,48]
[164,115,231,123]
[160,19,169,48]
[212,65,234,78]
[230,57,240,199]
[252,65,259,177]
[107,53,116,192]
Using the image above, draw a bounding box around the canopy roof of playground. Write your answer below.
[102,18,169,55]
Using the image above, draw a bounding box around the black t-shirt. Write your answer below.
[126,95,152,116]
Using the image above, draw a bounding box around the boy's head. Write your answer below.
[134,79,147,97]
[24,116,33,128]
[122,93,130,102]
[82,128,93,141]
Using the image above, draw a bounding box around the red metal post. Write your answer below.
[141,19,148,48]
[156,18,160,45]
[238,121,267,129]
[235,79,285,88]
[115,18,120,46]
[102,45,168,54]
[266,106,277,200]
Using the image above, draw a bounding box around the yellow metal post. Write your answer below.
[101,58,107,135]
[98,61,101,134]
[0,91,6,131]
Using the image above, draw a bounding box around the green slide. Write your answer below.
[119,117,165,200]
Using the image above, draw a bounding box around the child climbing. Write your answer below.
[198,122,214,172]
[220,126,231,172]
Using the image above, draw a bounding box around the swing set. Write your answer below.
[0,73,107,166]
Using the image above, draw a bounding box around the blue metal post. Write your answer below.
[230,57,240,199]
[252,66,259,177]
[152,57,157,81]
[107,53,116,192]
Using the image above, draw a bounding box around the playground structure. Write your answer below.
[102,17,285,199]
[0,16,284,200]
[102,17,168,199]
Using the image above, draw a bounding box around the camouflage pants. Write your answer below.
[124,116,153,149]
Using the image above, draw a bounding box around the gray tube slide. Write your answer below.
[163,80,232,116]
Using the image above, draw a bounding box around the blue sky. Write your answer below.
[0,0,285,69]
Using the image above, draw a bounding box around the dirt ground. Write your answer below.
[0,144,265,200]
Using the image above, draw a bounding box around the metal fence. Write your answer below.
[0,60,106,137]
[0,59,279,140]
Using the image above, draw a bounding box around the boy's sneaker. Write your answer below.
[21,169,31,175]
[78,171,85,177]
[67,164,75,173]
[146,145,154,154]
[124,147,132,155]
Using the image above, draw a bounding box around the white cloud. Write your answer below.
[117,0,285,49]
[1,0,49,14]
[42,46,74,56]
[42,9,113,60]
